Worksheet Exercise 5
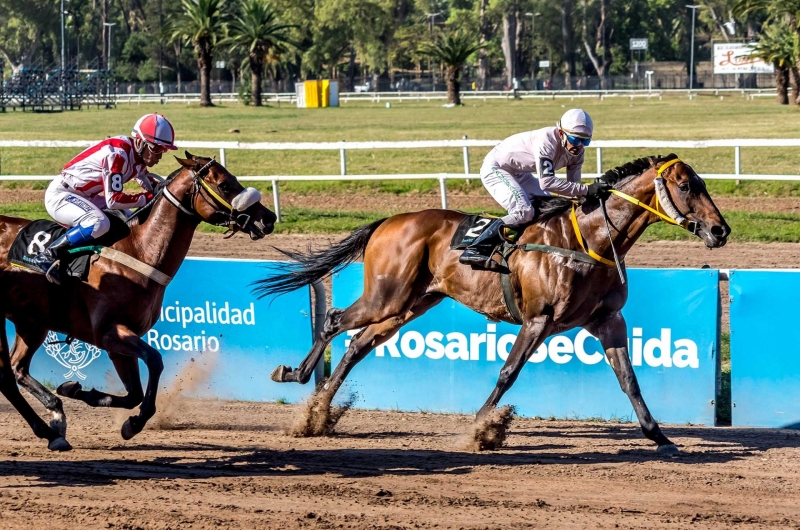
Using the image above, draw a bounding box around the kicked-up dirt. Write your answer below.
[0,399,799,529]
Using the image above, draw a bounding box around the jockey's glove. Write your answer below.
[586,181,612,200]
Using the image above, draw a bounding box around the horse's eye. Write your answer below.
[678,182,690,192]
[219,182,230,193]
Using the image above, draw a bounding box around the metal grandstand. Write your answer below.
[0,58,116,112]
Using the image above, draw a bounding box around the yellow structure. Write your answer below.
[303,80,321,108]
[296,80,339,108]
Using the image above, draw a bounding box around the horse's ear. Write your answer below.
[174,156,194,169]
[184,150,195,160]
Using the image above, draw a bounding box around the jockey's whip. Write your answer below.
[599,196,626,285]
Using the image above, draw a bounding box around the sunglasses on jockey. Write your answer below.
[145,142,170,154]
[564,133,591,147]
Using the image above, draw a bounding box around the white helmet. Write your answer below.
[131,113,177,152]
[557,109,593,138]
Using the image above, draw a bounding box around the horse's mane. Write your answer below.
[530,153,679,224]
[126,167,182,227]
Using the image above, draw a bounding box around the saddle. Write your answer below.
[8,212,131,282]
[449,214,521,250]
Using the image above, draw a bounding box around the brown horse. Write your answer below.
[0,152,276,451]
[254,155,730,455]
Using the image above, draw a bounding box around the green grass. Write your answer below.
[1,98,800,197]
[642,211,800,243]
[3,202,799,242]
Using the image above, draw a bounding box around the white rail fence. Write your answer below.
[0,138,796,222]
[112,87,780,106]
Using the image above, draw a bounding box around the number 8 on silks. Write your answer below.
[34,113,178,285]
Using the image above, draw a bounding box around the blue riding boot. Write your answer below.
[32,225,94,285]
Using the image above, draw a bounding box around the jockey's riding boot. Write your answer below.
[459,218,506,272]
[32,225,93,285]
[32,235,70,285]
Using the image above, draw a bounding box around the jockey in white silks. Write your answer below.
[33,113,177,284]
[459,108,612,271]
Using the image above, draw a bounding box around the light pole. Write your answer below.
[60,0,66,104]
[686,5,699,90]
[103,22,116,70]
[426,12,442,91]
[525,12,540,90]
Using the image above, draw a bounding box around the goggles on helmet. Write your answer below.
[565,134,591,147]
[146,142,170,154]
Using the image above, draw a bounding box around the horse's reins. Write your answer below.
[570,157,697,284]
[162,158,255,238]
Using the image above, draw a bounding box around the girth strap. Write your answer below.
[497,241,612,325]
[499,245,524,324]
[98,248,172,286]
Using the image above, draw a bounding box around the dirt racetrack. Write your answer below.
[2,191,800,528]
[1,399,799,529]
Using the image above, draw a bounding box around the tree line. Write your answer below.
[0,0,793,106]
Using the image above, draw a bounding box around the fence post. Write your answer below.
[340,141,347,175]
[219,148,226,167]
[462,135,470,184]
[439,175,448,209]
[596,147,603,176]
[735,145,741,185]
[271,179,281,222]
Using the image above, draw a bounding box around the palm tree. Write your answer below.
[751,21,798,105]
[170,0,228,107]
[226,0,297,106]
[734,0,800,103]
[419,28,482,105]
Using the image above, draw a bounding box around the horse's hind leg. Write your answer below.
[57,352,144,410]
[0,324,70,451]
[275,239,431,385]
[588,313,677,455]
[9,323,68,437]
[272,307,346,384]
[297,294,444,436]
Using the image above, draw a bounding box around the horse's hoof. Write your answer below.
[56,381,82,398]
[271,365,290,383]
[656,443,680,457]
[121,418,138,440]
[47,437,72,452]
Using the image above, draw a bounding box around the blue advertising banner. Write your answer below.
[729,270,800,428]
[8,258,314,404]
[332,265,719,425]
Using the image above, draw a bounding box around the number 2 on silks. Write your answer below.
[465,218,491,238]
[540,157,555,177]
[110,173,124,192]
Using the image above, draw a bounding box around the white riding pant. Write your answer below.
[480,161,548,225]
[44,178,111,238]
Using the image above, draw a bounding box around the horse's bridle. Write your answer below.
[162,159,260,237]
[572,157,699,284]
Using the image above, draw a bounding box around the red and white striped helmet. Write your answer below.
[132,113,177,150]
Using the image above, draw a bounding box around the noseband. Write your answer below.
[161,159,262,237]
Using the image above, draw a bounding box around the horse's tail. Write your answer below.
[252,218,388,298]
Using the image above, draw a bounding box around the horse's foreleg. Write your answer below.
[469,316,552,451]
[588,313,677,455]
[9,325,68,437]
[477,316,552,417]
[273,308,345,384]
[58,353,144,410]
[0,325,70,451]
[99,326,163,440]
